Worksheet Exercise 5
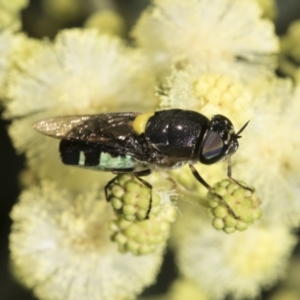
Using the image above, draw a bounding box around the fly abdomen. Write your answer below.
[59,140,101,166]
[59,140,139,171]
[59,140,81,165]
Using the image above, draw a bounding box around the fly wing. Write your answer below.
[34,113,146,157]
[34,113,139,140]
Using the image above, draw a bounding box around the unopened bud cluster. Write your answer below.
[106,174,161,222]
[109,213,174,255]
[206,179,262,233]
[107,174,177,255]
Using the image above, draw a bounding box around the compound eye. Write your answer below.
[202,131,224,160]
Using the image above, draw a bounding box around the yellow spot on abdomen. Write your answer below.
[132,112,154,135]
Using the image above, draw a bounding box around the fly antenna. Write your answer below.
[235,120,250,138]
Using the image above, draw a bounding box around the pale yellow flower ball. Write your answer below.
[10,181,165,300]
[171,203,297,300]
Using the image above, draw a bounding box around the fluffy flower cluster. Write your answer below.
[0,0,28,31]
[279,20,300,83]
[171,202,297,300]
[10,181,165,300]
[3,29,157,191]
[1,0,300,300]
[132,0,278,83]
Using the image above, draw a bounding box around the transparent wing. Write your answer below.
[34,113,140,143]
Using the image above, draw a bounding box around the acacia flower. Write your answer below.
[269,258,300,300]
[3,1,300,299]
[279,20,300,83]
[206,179,262,233]
[166,278,209,300]
[84,10,126,37]
[233,79,300,225]
[0,31,20,98]
[42,0,86,23]
[0,0,28,31]
[0,0,28,12]
[159,65,253,128]
[108,173,177,255]
[255,0,277,20]
[132,0,278,82]
[107,174,163,222]
[42,0,115,23]
[162,74,300,296]
[172,203,297,300]
[0,32,41,99]
[10,181,164,300]
[4,28,157,191]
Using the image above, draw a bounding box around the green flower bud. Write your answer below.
[109,215,171,256]
[109,184,178,255]
[106,174,162,221]
[206,179,262,233]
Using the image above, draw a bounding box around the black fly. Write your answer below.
[34,109,250,219]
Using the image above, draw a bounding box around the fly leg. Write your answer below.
[189,164,239,219]
[104,168,134,201]
[133,169,153,219]
[227,157,254,193]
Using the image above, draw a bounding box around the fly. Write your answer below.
[34,109,250,219]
